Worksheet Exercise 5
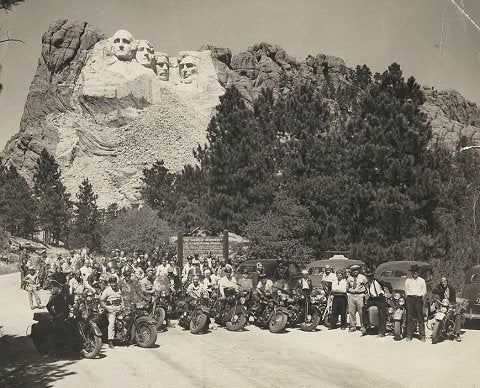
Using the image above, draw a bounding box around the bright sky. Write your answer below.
[0,0,479,149]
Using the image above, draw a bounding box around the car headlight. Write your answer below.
[393,292,400,300]
[398,298,405,306]
[388,307,394,314]
[440,306,448,313]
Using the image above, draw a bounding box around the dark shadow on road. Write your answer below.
[0,332,104,387]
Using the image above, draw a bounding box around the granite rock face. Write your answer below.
[2,19,480,207]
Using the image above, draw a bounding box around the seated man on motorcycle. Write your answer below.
[100,277,123,349]
[46,280,70,341]
[432,277,462,342]
[69,271,96,305]
[361,268,392,337]
[238,268,254,291]
[298,269,313,293]
[203,269,218,295]
[139,267,156,300]
[218,266,238,298]
[186,276,207,299]
[87,263,104,293]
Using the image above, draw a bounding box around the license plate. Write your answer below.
[435,312,445,321]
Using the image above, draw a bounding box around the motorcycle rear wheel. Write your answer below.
[269,313,287,333]
[226,311,247,331]
[300,314,320,332]
[190,312,208,334]
[135,319,158,348]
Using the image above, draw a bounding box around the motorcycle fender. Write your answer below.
[275,307,290,317]
[393,309,404,321]
[89,321,102,337]
[435,312,446,321]
[309,305,321,316]
[130,316,156,339]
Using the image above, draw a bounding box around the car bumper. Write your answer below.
[464,308,480,320]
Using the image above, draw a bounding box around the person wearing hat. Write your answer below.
[218,266,238,298]
[100,276,123,348]
[203,269,216,292]
[156,257,170,277]
[273,258,289,281]
[24,267,43,310]
[298,269,313,292]
[256,272,274,296]
[432,277,462,342]
[166,266,182,293]
[330,270,348,330]
[69,271,96,304]
[405,264,427,342]
[346,265,367,331]
[361,268,392,337]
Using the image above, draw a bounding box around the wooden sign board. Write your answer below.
[182,237,224,258]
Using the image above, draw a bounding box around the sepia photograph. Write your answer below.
[1,0,480,386]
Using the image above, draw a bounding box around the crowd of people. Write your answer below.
[19,248,464,346]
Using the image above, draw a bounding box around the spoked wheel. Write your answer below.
[226,309,247,331]
[135,319,158,348]
[78,321,102,359]
[300,314,321,332]
[153,307,166,330]
[269,313,287,333]
[189,312,208,334]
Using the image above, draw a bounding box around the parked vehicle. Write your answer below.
[30,295,102,358]
[306,256,366,288]
[235,259,302,289]
[213,287,248,331]
[283,286,328,331]
[176,292,211,334]
[375,261,434,297]
[97,303,158,347]
[428,298,468,344]
[366,291,406,340]
[460,265,480,321]
[149,276,177,330]
[250,290,290,333]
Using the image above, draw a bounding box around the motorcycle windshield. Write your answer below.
[153,274,171,296]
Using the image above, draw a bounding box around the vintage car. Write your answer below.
[461,265,480,320]
[235,259,302,289]
[375,260,434,296]
[306,255,366,288]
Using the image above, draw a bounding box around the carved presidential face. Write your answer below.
[111,29,135,61]
[155,53,170,81]
[135,40,155,68]
[178,55,198,84]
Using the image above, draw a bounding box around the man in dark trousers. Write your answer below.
[405,264,427,342]
[361,268,392,337]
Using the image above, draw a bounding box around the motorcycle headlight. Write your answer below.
[440,306,448,313]
[398,298,405,306]
[161,290,167,297]
[393,292,400,300]
[388,307,394,314]
[117,314,124,320]
[240,297,246,305]
[281,294,287,301]
[86,296,92,302]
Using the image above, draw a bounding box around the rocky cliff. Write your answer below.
[2,19,480,207]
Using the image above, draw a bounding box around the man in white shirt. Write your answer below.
[330,270,348,329]
[405,264,427,342]
[323,265,337,284]
[346,265,367,331]
[186,276,206,299]
[217,267,238,297]
[80,260,93,282]
[181,256,194,284]
[156,257,170,277]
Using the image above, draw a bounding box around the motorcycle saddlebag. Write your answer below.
[33,312,51,322]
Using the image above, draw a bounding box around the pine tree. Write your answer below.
[73,178,100,250]
[33,149,71,244]
[0,162,36,236]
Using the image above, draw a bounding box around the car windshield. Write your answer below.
[288,263,300,275]
[238,264,257,274]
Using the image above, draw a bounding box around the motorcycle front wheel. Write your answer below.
[393,320,403,340]
[269,312,287,333]
[190,312,208,334]
[226,309,247,331]
[134,318,158,348]
[153,307,166,330]
[300,314,320,332]
[78,321,102,359]
[431,320,442,344]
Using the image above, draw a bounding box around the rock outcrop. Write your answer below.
[2,19,480,207]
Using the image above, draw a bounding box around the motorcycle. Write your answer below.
[213,287,248,331]
[30,292,103,358]
[176,292,211,334]
[97,302,158,347]
[279,287,327,331]
[429,298,468,344]
[365,292,406,339]
[250,290,290,333]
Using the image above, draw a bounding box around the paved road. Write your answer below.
[1,272,479,387]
